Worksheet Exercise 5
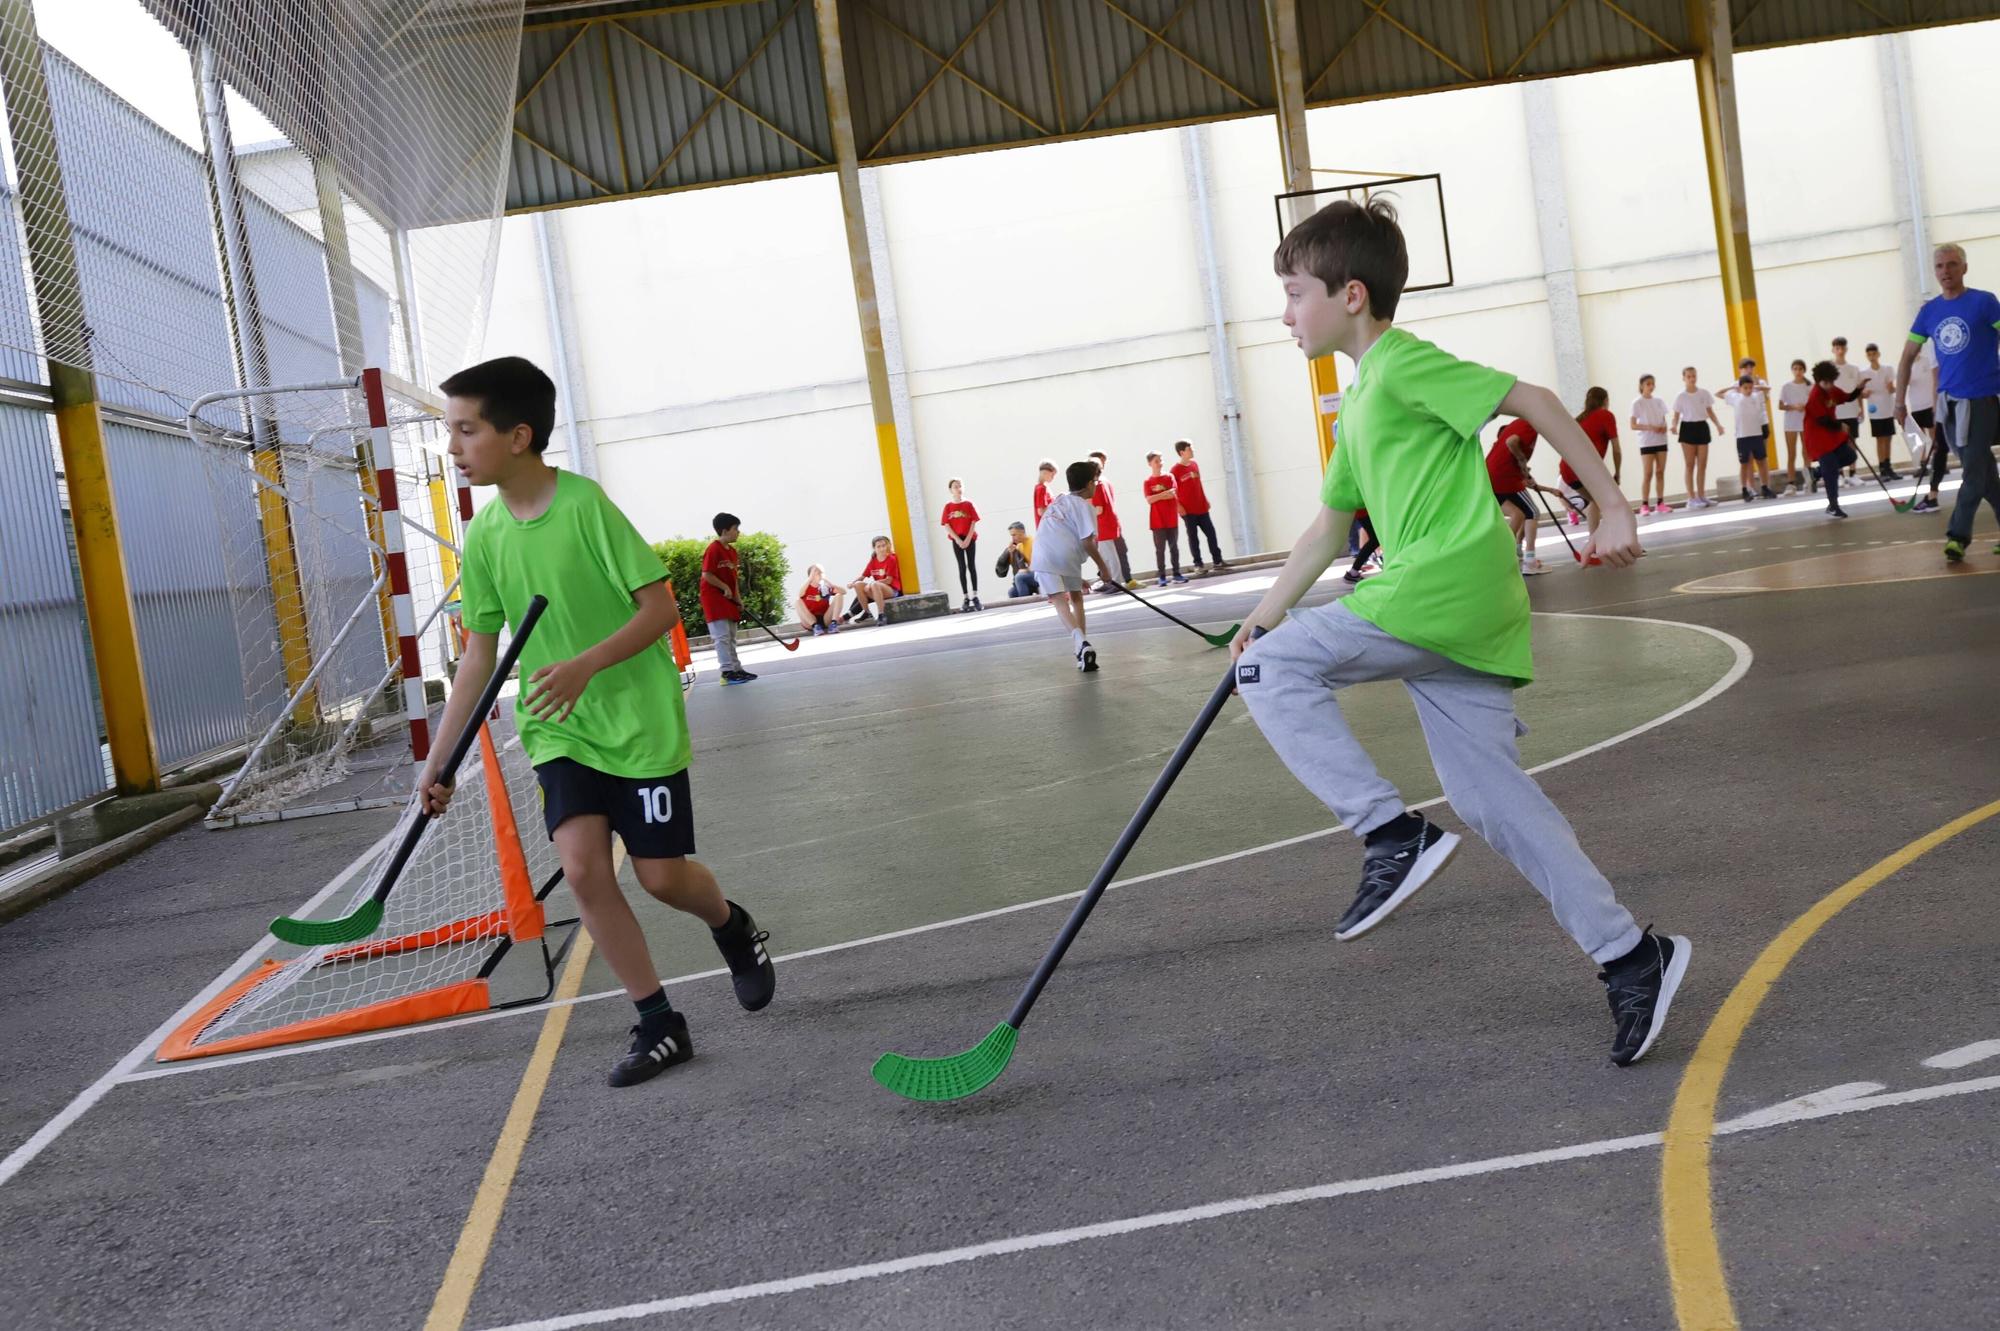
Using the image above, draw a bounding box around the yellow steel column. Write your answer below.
[0,0,159,793]
[813,0,920,589]
[1689,0,1769,389]
[1265,0,1339,469]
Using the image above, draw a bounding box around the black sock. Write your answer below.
[1365,811,1425,847]
[710,901,743,937]
[634,988,673,1023]
[1605,933,1656,972]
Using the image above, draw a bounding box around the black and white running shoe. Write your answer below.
[712,901,776,1011]
[610,1010,693,1087]
[1335,816,1460,940]
[1602,932,1691,1067]
[1079,641,1099,673]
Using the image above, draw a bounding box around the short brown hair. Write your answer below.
[1273,195,1409,319]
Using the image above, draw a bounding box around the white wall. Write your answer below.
[466,22,2000,580]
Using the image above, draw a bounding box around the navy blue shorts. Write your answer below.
[535,759,695,859]
[1497,491,1534,518]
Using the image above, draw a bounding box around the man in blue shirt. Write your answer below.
[1896,241,2000,561]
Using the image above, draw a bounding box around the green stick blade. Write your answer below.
[269,898,384,947]
[1203,623,1242,648]
[872,1022,1018,1102]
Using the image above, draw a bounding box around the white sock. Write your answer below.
[1070,627,1085,652]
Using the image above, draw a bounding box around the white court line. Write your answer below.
[476,1071,2000,1330]
[124,614,1750,1083]
[0,820,398,1189]
[1921,1039,2000,1070]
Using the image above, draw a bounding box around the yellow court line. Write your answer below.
[1661,796,2000,1331]
[422,847,619,1331]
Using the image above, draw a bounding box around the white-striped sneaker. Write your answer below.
[712,901,776,1011]
[610,1010,693,1087]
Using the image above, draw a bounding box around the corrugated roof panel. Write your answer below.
[1059,0,1267,134]
[1306,0,1485,102]
[1733,0,2000,48]
[495,0,2000,210]
[1504,0,1691,79]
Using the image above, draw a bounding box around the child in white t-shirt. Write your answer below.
[1031,459,1116,672]
[1859,342,1901,482]
[1631,373,1672,514]
[1777,359,1812,493]
[1669,367,1724,509]
[1719,373,1777,502]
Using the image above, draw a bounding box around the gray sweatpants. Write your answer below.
[1237,603,1641,964]
[1939,392,2000,544]
[707,618,742,674]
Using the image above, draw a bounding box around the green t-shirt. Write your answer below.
[459,470,690,777]
[1319,327,1533,685]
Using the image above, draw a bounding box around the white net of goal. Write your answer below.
[190,373,459,825]
[161,710,571,1061]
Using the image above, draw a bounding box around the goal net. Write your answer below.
[159,708,575,1061]
[190,369,465,826]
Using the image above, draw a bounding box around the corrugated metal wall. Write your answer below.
[0,43,401,833]
[505,0,2000,211]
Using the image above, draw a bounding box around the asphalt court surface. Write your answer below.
[1,496,1996,1330]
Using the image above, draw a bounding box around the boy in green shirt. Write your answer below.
[1231,200,1689,1067]
[419,357,775,1088]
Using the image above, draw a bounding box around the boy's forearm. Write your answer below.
[580,588,680,675]
[1251,507,1345,624]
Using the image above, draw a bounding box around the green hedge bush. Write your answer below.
[653,532,790,631]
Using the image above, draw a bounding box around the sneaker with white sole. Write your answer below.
[1602,932,1691,1067]
[711,901,776,1011]
[1335,816,1461,940]
[609,1009,693,1087]
[1078,641,1099,673]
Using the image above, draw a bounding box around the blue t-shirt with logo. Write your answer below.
[1909,287,2000,400]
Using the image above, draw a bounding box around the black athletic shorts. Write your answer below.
[535,758,695,859]
[1912,407,1935,431]
[1678,422,1712,445]
[1735,435,1767,464]
[1869,417,1896,438]
[1841,418,1861,441]
[1640,443,1668,456]
[1496,490,1535,518]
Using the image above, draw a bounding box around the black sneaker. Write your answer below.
[1601,932,1691,1067]
[712,901,775,1011]
[736,668,759,682]
[1080,641,1099,673]
[1911,496,1939,513]
[610,1009,693,1087]
[1335,816,1461,940]
[1760,486,1778,500]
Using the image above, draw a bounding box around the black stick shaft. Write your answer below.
[743,610,792,649]
[1006,655,1242,1028]
[372,595,548,906]
[1533,487,1582,561]
[1111,579,1212,640]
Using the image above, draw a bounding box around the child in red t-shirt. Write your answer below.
[940,478,983,612]
[794,564,843,636]
[1086,450,1134,589]
[1486,419,1563,575]
[845,536,903,625]
[1803,360,1862,518]
[1171,439,1227,573]
[700,512,755,684]
[1033,460,1057,529]
[1562,388,1623,553]
[1142,451,1188,585]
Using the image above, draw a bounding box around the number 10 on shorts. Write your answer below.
[638,784,674,825]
